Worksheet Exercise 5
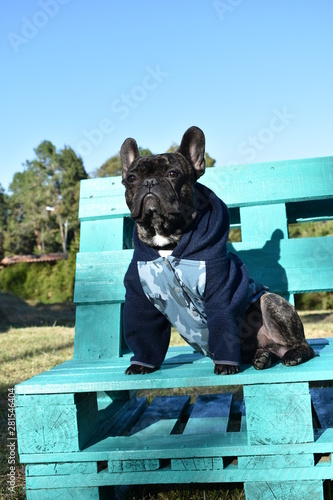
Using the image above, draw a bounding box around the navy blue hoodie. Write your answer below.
[123,183,254,368]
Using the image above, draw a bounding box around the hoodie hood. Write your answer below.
[133,183,229,262]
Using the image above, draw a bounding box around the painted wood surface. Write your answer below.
[244,480,324,500]
[244,383,313,445]
[14,338,333,395]
[16,393,98,455]
[171,393,232,471]
[73,236,333,308]
[24,465,333,489]
[26,486,102,499]
[78,156,333,219]
[73,304,122,359]
[109,395,189,473]
[19,427,333,464]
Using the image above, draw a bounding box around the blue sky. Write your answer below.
[1,0,332,191]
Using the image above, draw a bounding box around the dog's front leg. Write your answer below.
[214,363,239,375]
[125,364,158,375]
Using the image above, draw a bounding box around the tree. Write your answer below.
[0,184,8,259]
[51,145,88,253]
[205,152,216,168]
[5,141,88,256]
[95,147,152,178]
[167,144,216,167]
[6,168,53,254]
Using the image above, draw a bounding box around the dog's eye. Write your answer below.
[167,170,179,178]
[127,174,137,184]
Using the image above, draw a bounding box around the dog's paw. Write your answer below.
[282,347,303,366]
[214,363,239,375]
[282,345,315,366]
[125,364,157,375]
[252,349,272,370]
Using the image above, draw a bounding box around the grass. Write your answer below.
[0,326,75,500]
[0,293,332,499]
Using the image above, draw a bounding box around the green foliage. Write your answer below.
[205,152,216,167]
[4,141,88,256]
[0,184,8,260]
[166,143,216,167]
[166,143,178,153]
[0,263,30,298]
[295,292,333,311]
[139,147,153,157]
[0,248,76,304]
[96,153,122,177]
[95,147,152,178]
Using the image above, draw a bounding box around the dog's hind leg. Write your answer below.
[257,293,315,367]
[240,300,280,369]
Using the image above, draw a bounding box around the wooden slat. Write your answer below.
[244,481,324,500]
[204,156,333,208]
[239,453,314,469]
[73,250,132,304]
[231,235,333,294]
[73,236,333,306]
[240,203,288,244]
[73,304,122,360]
[19,427,333,464]
[171,394,233,472]
[183,393,233,435]
[78,157,333,220]
[26,487,101,500]
[14,339,333,394]
[243,383,313,445]
[129,395,190,436]
[105,398,147,437]
[16,393,98,455]
[109,396,189,472]
[24,463,333,489]
[79,218,125,252]
[26,462,97,476]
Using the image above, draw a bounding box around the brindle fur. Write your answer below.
[238,293,314,370]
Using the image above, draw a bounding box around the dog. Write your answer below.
[121,126,315,375]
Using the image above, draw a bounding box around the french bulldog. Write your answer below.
[121,126,315,375]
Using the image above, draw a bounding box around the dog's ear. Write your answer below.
[178,126,206,178]
[120,138,140,180]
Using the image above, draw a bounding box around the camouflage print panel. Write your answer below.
[137,257,268,358]
[138,257,209,355]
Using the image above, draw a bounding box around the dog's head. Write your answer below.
[121,126,206,247]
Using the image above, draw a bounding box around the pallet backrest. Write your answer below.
[73,156,333,361]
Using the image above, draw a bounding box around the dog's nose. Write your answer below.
[144,178,159,190]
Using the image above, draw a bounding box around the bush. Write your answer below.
[0,263,30,298]
[295,292,333,311]
[0,255,75,304]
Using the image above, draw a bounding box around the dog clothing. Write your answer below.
[123,183,266,368]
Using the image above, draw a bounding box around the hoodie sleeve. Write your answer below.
[204,253,249,365]
[123,260,171,368]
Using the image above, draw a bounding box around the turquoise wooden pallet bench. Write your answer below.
[15,156,333,499]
